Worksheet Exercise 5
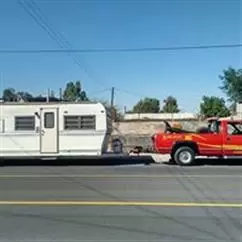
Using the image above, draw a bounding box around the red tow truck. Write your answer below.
[152,117,242,166]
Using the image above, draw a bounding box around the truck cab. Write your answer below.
[152,118,242,166]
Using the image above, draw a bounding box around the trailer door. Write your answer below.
[40,108,59,154]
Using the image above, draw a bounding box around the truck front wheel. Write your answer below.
[174,146,195,166]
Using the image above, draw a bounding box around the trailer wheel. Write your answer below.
[174,146,195,166]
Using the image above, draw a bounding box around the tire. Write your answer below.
[174,146,195,166]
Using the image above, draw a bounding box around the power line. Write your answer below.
[88,88,111,96]
[18,0,109,87]
[1,43,242,54]
[116,88,147,98]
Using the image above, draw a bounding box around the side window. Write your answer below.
[227,124,234,135]
[217,121,222,133]
[44,112,54,128]
[15,116,35,131]
[210,121,220,133]
[64,116,79,130]
[80,115,96,130]
[64,115,96,130]
[227,123,242,135]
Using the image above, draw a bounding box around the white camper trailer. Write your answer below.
[0,102,112,159]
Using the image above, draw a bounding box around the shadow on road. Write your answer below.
[0,155,155,167]
[196,158,242,166]
[164,158,242,166]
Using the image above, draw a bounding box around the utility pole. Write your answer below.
[46,88,50,103]
[110,87,115,121]
[110,87,115,108]
[59,88,62,101]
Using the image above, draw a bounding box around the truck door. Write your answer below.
[223,121,242,156]
[40,108,59,154]
[199,121,223,156]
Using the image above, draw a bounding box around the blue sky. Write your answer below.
[0,0,241,112]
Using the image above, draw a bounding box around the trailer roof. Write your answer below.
[0,101,100,105]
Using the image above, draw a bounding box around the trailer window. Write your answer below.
[15,116,35,131]
[44,112,54,129]
[64,115,96,130]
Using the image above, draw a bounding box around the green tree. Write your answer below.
[17,91,33,100]
[200,96,231,118]
[132,97,160,113]
[220,67,242,103]
[2,88,18,101]
[63,81,88,101]
[2,88,33,101]
[92,99,123,121]
[162,96,180,113]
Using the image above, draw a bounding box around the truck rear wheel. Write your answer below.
[174,146,195,166]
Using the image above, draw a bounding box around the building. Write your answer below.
[236,103,242,117]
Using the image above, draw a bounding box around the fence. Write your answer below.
[123,112,197,121]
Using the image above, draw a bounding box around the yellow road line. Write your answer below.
[0,174,240,178]
[0,201,241,208]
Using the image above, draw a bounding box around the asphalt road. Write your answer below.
[0,164,241,241]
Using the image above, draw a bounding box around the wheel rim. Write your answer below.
[178,151,192,164]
